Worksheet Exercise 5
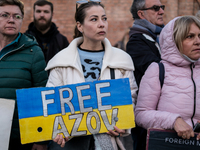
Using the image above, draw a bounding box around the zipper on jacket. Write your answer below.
[0,44,24,61]
[190,63,196,128]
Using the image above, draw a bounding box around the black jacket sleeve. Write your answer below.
[126,33,161,86]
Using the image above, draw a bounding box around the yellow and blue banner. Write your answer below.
[16,78,135,144]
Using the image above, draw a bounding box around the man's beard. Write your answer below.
[34,16,52,31]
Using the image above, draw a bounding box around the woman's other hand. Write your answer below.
[53,134,69,148]
[107,126,125,137]
[195,121,200,140]
[174,117,194,139]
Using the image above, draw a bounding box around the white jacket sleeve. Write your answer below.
[117,69,138,136]
[124,70,138,109]
[46,68,64,87]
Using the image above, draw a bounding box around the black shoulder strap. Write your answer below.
[110,68,115,79]
[158,62,165,88]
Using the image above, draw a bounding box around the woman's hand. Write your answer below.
[174,117,194,139]
[53,134,69,148]
[195,121,200,140]
[107,126,125,137]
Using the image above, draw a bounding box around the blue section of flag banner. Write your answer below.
[16,78,132,119]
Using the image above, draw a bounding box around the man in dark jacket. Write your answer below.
[126,0,165,150]
[25,0,69,64]
[127,0,165,87]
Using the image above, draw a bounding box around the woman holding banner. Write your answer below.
[45,1,138,150]
[135,15,200,142]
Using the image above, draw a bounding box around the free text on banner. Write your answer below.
[16,78,135,144]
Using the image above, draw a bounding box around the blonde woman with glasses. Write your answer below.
[46,0,137,150]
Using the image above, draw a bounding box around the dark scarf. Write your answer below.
[129,19,164,44]
[27,22,59,44]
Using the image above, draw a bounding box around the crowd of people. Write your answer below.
[0,0,200,150]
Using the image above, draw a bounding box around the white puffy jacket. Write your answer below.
[45,37,138,150]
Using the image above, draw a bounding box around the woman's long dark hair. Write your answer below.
[73,1,104,39]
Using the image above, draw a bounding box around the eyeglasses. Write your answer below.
[0,13,23,20]
[140,5,165,12]
[76,0,101,11]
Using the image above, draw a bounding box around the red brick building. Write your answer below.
[20,0,200,45]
